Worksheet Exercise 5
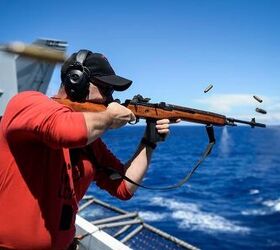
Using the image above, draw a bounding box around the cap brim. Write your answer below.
[94,75,132,91]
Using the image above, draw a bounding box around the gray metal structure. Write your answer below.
[78,196,199,250]
[0,38,67,115]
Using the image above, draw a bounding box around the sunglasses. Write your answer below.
[93,81,114,96]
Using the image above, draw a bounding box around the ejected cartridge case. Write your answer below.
[253,95,263,103]
[204,84,213,93]
[255,108,267,114]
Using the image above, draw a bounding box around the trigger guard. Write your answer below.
[129,118,139,125]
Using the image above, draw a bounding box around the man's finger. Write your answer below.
[156,119,170,125]
[130,113,136,122]
[156,124,169,130]
[157,129,170,134]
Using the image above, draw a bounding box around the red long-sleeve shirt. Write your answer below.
[0,91,132,249]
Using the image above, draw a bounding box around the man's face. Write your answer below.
[87,82,114,104]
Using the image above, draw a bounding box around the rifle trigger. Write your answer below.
[129,117,139,125]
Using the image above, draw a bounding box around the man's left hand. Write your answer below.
[155,118,181,138]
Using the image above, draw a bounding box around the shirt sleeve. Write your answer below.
[2,91,88,148]
[90,139,133,200]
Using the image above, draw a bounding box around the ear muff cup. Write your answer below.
[63,50,91,101]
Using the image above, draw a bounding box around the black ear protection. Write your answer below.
[63,50,91,101]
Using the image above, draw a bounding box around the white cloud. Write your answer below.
[195,94,280,125]
[196,94,259,112]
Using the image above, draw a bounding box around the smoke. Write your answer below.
[219,127,232,157]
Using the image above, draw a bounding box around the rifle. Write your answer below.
[52,95,266,190]
[52,94,266,128]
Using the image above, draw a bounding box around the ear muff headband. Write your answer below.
[64,50,91,101]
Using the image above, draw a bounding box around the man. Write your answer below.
[0,50,172,249]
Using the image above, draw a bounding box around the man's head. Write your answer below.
[60,50,132,102]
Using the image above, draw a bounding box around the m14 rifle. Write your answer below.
[52,94,265,128]
[52,95,265,190]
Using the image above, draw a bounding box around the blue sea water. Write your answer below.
[87,126,280,250]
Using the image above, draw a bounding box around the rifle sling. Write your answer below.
[85,125,215,191]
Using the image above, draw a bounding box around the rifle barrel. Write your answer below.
[226,118,266,128]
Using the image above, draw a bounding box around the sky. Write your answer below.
[1,0,279,125]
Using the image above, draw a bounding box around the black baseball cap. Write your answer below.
[61,51,132,91]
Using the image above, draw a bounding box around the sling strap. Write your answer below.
[85,125,215,191]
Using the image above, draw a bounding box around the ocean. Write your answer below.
[86,125,280,250]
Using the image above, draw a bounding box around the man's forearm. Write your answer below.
[124,143,154,194]
[83,112,112,144]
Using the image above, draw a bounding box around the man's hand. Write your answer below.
[143,118,181,148]
[155,119,171,136]
[106,102,136,129]
[155,118,181,138]
[84,103,135,144]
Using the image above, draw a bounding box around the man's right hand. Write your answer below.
[106,102,136,129]
[83,102,136,144]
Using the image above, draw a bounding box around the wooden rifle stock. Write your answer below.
[52,98,107,112]
[52,97,226,126]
